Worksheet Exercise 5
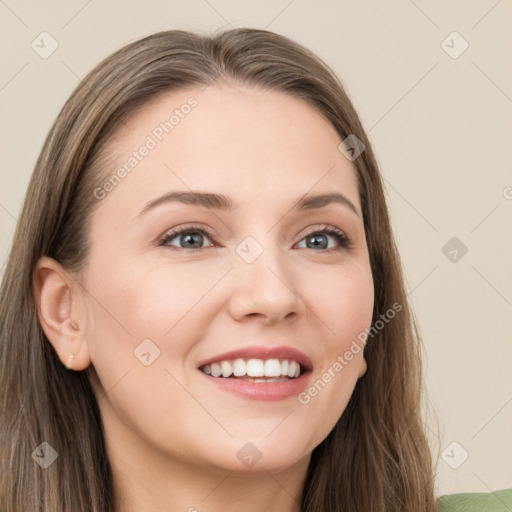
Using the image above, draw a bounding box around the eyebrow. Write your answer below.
[139,191,360,217]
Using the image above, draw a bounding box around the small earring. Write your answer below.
[64,352,75,370]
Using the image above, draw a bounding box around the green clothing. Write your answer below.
[438,487,512,511]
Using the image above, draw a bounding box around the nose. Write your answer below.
[227,241,305,325]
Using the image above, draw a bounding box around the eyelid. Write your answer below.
[158,223,218,248]
[298,224,352,249]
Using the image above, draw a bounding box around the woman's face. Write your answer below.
[79,84,374,475]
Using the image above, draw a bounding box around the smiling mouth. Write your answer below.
[199,357,303,381]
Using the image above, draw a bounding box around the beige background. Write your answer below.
[1,0,511,498]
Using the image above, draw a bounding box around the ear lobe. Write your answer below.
[358,356,367,378]
[34,257,91,371]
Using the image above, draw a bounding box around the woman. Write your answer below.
[1,27,508,512]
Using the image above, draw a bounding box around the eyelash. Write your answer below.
[158,223,352,252]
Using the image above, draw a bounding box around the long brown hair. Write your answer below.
[0,28,439,511]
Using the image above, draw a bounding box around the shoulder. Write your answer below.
[438,487,512,511]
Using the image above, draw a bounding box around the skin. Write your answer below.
[35,83,374,512]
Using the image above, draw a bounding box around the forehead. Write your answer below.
[92,84,360,220]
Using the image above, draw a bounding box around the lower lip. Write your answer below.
[198,370,311,401]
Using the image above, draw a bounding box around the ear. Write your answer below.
[33,256,91,371]
[358,356,367,378]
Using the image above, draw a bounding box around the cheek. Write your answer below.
[82,263,197,431]
[85,260,207,338]
[305,259,374,350]
[82,258,218,390]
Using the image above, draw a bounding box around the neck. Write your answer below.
[114,460,307,512]
[103,412,309,512]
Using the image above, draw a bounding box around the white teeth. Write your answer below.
[232,358,246,376]
[221,361,232,377]
[264,359,282,377]
[287,360,299,378]
[210,362,222,378]
[246,359,264,377]
[200,358,304,379]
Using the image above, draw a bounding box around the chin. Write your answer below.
[209,438,311,475]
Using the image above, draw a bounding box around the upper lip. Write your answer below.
[197,345,313,372]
